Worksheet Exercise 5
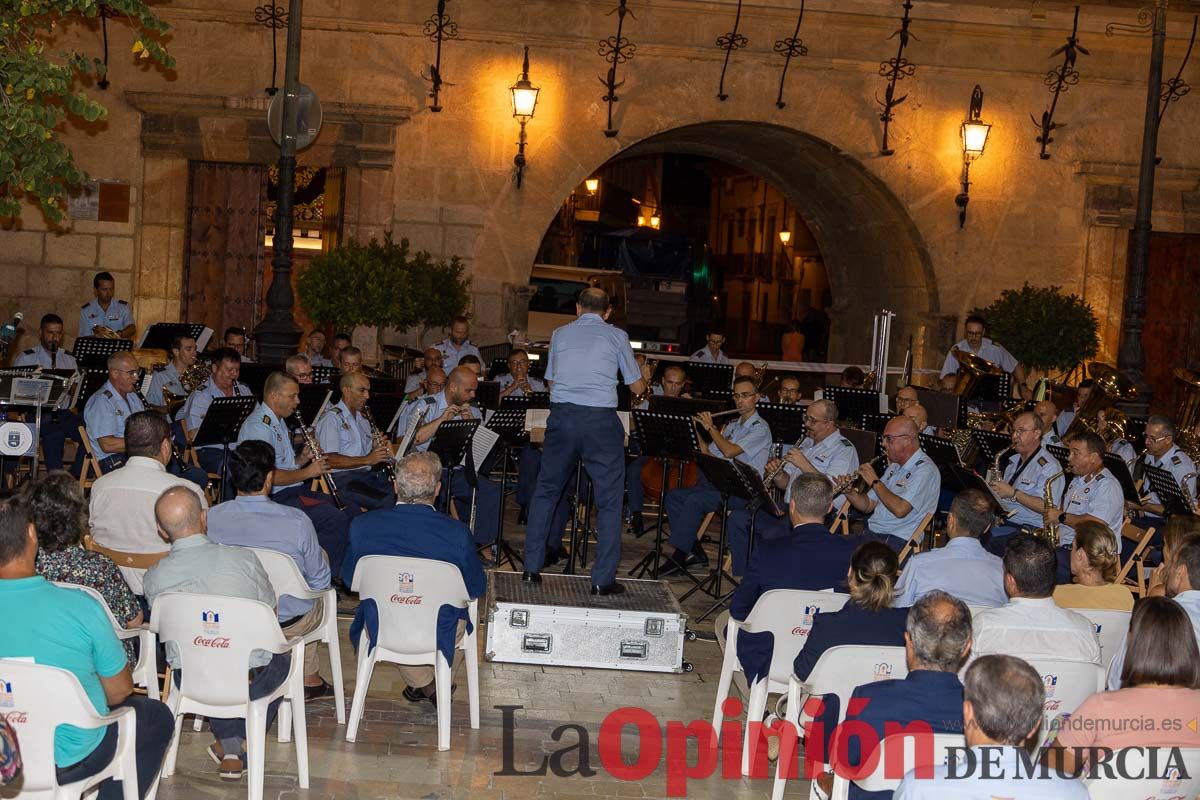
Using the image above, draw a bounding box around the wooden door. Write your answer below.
[1138,232,1200,413]
[183,162,265,339]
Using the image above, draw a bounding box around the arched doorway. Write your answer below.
[528,121,939,365]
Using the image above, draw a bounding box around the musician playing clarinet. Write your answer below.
[314,372,396,510]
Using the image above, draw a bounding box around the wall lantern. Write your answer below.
[955,85,992,228]
[778,230,792,246]
[585,178,600,195]
[510,46,540,189]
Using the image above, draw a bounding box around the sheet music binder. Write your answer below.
[1143,464,1195,517]
[631,410,700,460]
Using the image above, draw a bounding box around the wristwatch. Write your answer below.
[870,479,882,489]
[1057,512,1068,525]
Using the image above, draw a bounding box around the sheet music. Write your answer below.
[617,411,630,436]
[386,402,405,436]
[312,391,333,425]
[524,408,550,432]
[139,371,153,396]
[464,424,499,469]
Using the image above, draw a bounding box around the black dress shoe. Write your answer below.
[304,679,333,702]
[543,550,561,569]
[684,551,710,569]
[517,505,529,525]
[522,571,542,583]
[630,512,646,538]
[591,582,626,596]
[402,685,429,704]
[657,551,690,578]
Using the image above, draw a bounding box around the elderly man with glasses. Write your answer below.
[837,415,940,553]
[723,398,859,577]
[984,410,1068,557]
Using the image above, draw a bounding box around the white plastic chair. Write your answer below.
[51,581,159,702]
[1023,656,1105,748]
[345,555,480,751]
[710,590,850,776]
[1085,747,1200,799]
[0,659,146,800]
[1071,608,1132,674]
[771,645,910,800]
[150,592,308,800]
[245,547,345,724]
[825,731,966,799]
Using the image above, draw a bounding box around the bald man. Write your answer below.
[903,403,937,437]
[315,373,396,510]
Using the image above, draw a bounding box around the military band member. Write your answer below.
[894,384,919,414]
[435,315,481,372]
[1099,407,1136,466]
[395,366,500,549]
[986,411,1068,556]
[734,361,757,381]
[725,399,858,575]
[690,331,730,364]
[457,353,484,379]
[285,354,314,385]
[404,367,446,403]
[660,375,773,575]
[82,351,146,472]
[1042,431,1125,584]
[404,347,445,397]
[179,347,251,476]
[330,333,352,365]
[145,335,197,407]
[236,371,352,576]
[903,403,938,437]
[303,330,333,368]
[1056,379,1092,437]
[840,366,865,387]
[337,345,363,375]
[777,375,802,405]
[78,271,135,339]
[1125,415,1195,558]
[522,288,646,593]
[838,416,941,552]
[624,363,691,536]
[1034,400,1063,448]
[315,373,395,510]
[221,326,253,363]
[14,313,82,471]
[940,314,1031,401]
[498,349,546,399]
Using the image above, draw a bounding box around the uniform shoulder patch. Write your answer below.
[331,405,345,414]
[81,302,90,309]
[840,438,853,447]
[117,299,128,305]
[1172,455,1183,466]
[21,348,33,355]
[1037,456,1048,467]
[261,414,271,424]
[102,389,113,398]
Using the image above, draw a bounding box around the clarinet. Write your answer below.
[293,411,346,510]
[361,405,397,482]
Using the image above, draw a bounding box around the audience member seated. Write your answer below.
[1109,534,1200,688]
[894,489,1006,608]
[1145,515,1200,597]
[89,411,209,597]
[1049,596,1200,775]
[30,472,142,665]
[142,486,282,781]
[719,473,857,694]
[341,451,486,707]
[206,441,335,700]
[895,654,1088,799]
[0,491,172,800]
[814,590,971,800]
[1052,520,1133,611]
[970,534,1100,667]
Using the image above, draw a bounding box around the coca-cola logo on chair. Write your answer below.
[389,594,424,605]
[193,636,232,648]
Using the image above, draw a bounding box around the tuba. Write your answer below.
[1064,362,1136,440]
[1174,368,1200,459]
[949,348,1005,398]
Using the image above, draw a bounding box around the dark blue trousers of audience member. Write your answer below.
[725,508,792,577]
[523,403,626,586]
[340,468,397,511]
[274,484,351,577]
[98,453,209,490]
[438,467,500,545]
[173,653,291,756]
[41,410,84,472]
[517,443,575,556]
[665,474,750,555]
[56,695,174,800]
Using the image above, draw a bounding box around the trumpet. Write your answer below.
[292,411,345,510]
[831,454,888,496]
[361,405,397,483]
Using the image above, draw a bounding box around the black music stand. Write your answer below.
[826,386,884,425]
[428,419,479,515]
[1144,465,1195,518]
[1104,453,1142,505]
[971,429,1012,465]
[500,392,551,412]
[628,411,702,580]
[843,427,882,464]
[684,362,734,396]
[756,402,807,446]
[915,387,961,431]
[366,394,406,437]
[968,373,1013,408]
[74,369,111,411]
[297,387,331,428]
[140,323,209,352]
[484,409,528,569]
[859,412,891,435]
[312,365,338,386]
[648,395,726,416]
[71,337,132,371]
[488,358,510,379]
[0,373,75,478]
[919,433,970,492]
[236,364,273,399]
[1047,443,1070,470]
[192,396,257,491]
[476,381,501,411]
[944,464,1007,515]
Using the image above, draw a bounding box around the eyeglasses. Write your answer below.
[113,368,138,376]
[732,391,757,400]
[1012,427,1039,435]
[294,371,313,379]
[805,414,831,424]
[1146,434,1173,444]
[881,434,913,443]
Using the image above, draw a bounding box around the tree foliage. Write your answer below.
[971,283,1100,373]
[0,0,173,223]
[297,234,471,335]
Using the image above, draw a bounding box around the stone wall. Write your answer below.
[3,0,1199,367]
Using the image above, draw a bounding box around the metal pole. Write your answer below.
[1118,0,1167,411]
[254,0,304,363]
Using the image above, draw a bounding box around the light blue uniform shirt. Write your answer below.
[145,361,182,407]
[13,344,77,370]
[868,449,941,544]
[998,447,1067,529]
[894,536,1007,608]
[306,354,333,368]
[315,400,372,474]
[1144,444,1196,506]
[435,338,481,371]
[1060,468,1124,547]
[1041,430,1063,449]
[180,377,251,446]
[779,431,860,502]
[710,411,773,474]
[894,745,1090,799]
[207,495,331,620]
[1055,408,1077,438]
[497,374,547,397]
[237,402,297,493]
[78,298,133,338]
[396,391,481,454]
[544,313,641,408]
[689,347,730,364]
[83,380,144,458]
[939,337,1018,378]
[1108,589,1200,689]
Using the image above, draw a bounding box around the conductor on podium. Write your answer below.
[521,287,647,595]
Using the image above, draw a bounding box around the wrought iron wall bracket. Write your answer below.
[254,4,289,96]
[421,0,459,113]
[1032,5,1088,160]
[97,3,121,90]
[774,0,809,110]
[715,0,748,101]
[598,0,637,138]
[1159,15,1197,127]
[876,0,918,156]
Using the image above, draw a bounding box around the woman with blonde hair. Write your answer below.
[1053,520,1134,611]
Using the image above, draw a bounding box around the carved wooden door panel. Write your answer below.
[1139,232,1200,413]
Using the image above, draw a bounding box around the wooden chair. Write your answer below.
[83,533,169,571]
[1117,521,1156,596]
[76,425,104,490]
[830,499,852,535]
[896,513,934,565]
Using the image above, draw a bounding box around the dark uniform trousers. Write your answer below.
[665,473,750,556]
[273,484,354,577]
[523,404,626,585]
[41,410,85,472]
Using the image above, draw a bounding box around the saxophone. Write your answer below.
[1033,470,1066,547]
[986,446,1014,486]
